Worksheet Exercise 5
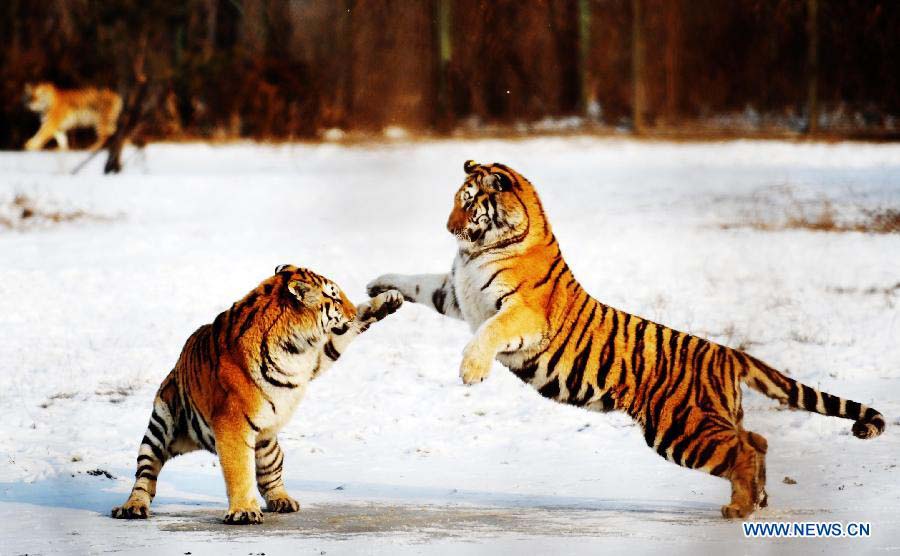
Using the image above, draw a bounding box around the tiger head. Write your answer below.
[447,160,549,249]
[22,82,57,113]
[272,264,357,336]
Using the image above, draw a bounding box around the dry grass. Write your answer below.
[0,193,116,230]
[721,187,900,234]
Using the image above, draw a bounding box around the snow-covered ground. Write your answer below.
[0,138,898,554]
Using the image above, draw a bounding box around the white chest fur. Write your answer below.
[252,339,323,434]
[452,253,501,332]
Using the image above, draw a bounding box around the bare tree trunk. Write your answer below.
[343,0,355,126]
[434,0,452,129]
[105,46,149,174]
[632,0,646,133]
[104,79,148,174]
[203,0,217,63]
[578,0,593,118]
[664,0,680,125]
[806,0,819,134]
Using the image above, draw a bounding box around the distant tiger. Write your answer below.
[112,265,402,524]
[23,82,122,151]
[368,160,885,518]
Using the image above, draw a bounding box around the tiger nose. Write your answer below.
[447,208,466,234]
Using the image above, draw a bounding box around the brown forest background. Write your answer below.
[1,0,899,148]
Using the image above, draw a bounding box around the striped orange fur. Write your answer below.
[23,82,122,151]
[112,265,402,524]
[368,160,885,518]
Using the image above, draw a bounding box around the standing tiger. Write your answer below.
[367,160,886,518]
[112,265,403,524]
[23,82,122,151]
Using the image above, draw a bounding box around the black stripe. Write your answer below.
[708,445,738,477]
[147,421,166,446]
[324,340,341,361]
[822,391,841,416]
[534,254,562,288]
[432,287,447,314]
[281,339,301,354]
[596,390,615,411]
[863,407,880,422]
[547,263,569,299]
[844,399,862,420]
[655,404,692,458]
[688,439,720,470]
[670,421,711,466]
[481,267,508,290]
[801,384,820,412]
[141,435,165,461]
[511,363,538,383]
[573,303,597,350]
[244,413,261,432]
[566,338,592,399]
[260,358,299,388]
[596,311,619,387]
[135,464,154,476]
[495,285,521,310]
[236,307,259,340]
[150,410,168,435]
[538,376,560,399]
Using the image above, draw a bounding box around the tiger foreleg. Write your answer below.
[356,289,404,329]
[460,304,544,385]
[214,414,262,525]
[24,122,56,151]
[316,289,404,378]
[255,437,299,513]
[53,131,69,150]
[367,272,462,320]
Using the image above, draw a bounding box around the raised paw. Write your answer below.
[111,500,149,519]
[366,274,411,301]
[266,494,300,513]
[224,505,263,525]
[361,289,404,323]
[459,356,491,385]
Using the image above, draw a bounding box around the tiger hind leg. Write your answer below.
[255,437,299,513]
[718,430,768,518]
[111,397,183,519]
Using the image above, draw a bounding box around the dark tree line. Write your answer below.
[1,0,899,148]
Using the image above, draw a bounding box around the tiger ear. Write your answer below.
[487,172,512,192]
[275,264,291,274]
[464,160,479,174]
[288,279,319,305]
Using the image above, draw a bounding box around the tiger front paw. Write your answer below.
[367,274,414,301]
[111,498,150,519]
[459,355,491,385]
[223,503,264,525]
[360,289,404,324]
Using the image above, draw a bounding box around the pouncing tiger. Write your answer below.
[112,265,403,524]
[367,160,886,518]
